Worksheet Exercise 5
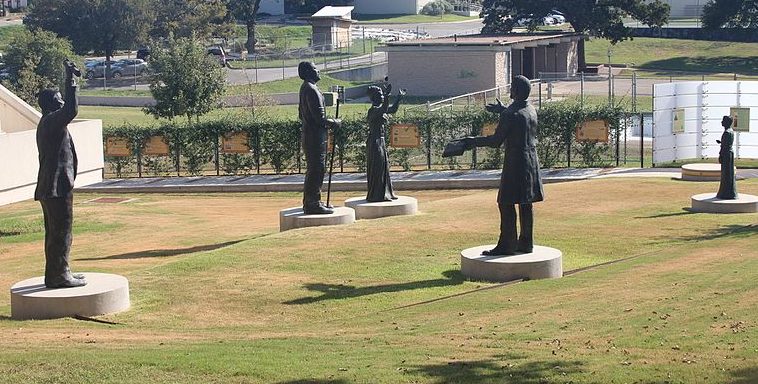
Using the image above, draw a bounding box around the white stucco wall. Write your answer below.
[354,0,433,15]
[0,84,104,206]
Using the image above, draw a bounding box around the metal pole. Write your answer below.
[640,114,647,168]
[580,72,584,107]
[632,71,637,113]
[362,26,366,54]
[215,134,220,176]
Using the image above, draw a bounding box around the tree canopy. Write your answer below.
[25,0,152,64]
[145,35,226,123]
[151,0,233,40]
[481,0,671,43]
[1,29,80,107]
[702,0,757,29]
[225,0,262,53]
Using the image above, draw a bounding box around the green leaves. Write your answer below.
[145,35,227,123]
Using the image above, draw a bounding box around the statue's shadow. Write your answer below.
[283,270,464,305]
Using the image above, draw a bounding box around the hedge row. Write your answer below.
[103,101,629,177]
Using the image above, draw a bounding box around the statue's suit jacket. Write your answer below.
[473,99,544,205]
[299,81,329,153]
[35,81,78,200]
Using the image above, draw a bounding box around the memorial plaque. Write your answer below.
[481,122,497,137]
[142,135,170,156]
[221,132,250,154]
[105,137,131,157]
[575,120,609,143]
[730,107,750,132]
[390,124,421,148]
[323,92,338,107]
[673,108,685,134]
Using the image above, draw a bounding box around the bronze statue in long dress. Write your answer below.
[365,84,405,202]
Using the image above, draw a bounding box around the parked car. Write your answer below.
[207,46,227,67]
[85,60,117,79]
[112,58,148,77]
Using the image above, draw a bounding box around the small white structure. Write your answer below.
[2,0,28,11]
[311,6,355,51]
[353,0,434,15]
[652,81,758,164]
[0,84,104,206]
[259,0,284,16]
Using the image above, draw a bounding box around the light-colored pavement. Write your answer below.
[77,167,758,195]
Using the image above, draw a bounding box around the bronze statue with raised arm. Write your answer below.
[365,84,406,202]
[35,59,86,288]
[457,75,544,256]
[298,61,341,214]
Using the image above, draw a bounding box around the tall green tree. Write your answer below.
[481,0,670,42]
[24,0,152,76]
[702,0,757,29]
[151,0,234,40]
[145,35,227,123]
[225,0,263,53]
[1,29,80,107]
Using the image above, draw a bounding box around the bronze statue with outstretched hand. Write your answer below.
[447,75,544,256]
[365,83,406,202]
[35,59,86,288]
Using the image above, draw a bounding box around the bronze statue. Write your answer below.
[35,60,86,288]
[298,61,341,214]
[455,76,544,256]
[716,115,737,200]
[365,84,406,202]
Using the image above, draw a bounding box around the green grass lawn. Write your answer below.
[585,37,758,76]
[0,24,23,52]
[0,179,756,383]
[354,13,479,24]
[79,103,377,128]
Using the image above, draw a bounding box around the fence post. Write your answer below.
[640,113,644,168]
[580,72,585,107]
[137,150,142,178]
[538,81,542,108]
[255,126,261,174]
[426,124,432,171]
[175,146,181,176]
[615,119,620,167]
[215,134,220,176]
[632,71,637,113]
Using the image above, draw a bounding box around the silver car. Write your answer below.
[112,59,149,78]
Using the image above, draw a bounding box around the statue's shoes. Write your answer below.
[482,247,516,256]
[45,277,87,289]
[304,205,334,215]
[72,273,86,279]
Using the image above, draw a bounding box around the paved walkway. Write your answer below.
[75,167,758,194]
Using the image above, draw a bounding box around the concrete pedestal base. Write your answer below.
[461,245,562,283]
[681,163,738,181]
[279,206,355,231]
[690,193,758,213]
[10,273,130,320]
[344,196,418,219]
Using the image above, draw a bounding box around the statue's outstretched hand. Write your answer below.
[462,136,476,150]
[398,88,407,97]
[485,98,506,114]
[64,59,81,79]
[327,118,342,129]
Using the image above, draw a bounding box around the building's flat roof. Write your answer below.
[385,33,583,47]
[312,6,354,19]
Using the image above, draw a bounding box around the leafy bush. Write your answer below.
[421,0,454,16]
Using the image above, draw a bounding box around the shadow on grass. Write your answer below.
[675,224,758,242]
[79,239,248,260]
[730,366,758,384]
[407,358,584,384]
[636,208,696,218]
[283,270,465,305]
[640,56,758,76]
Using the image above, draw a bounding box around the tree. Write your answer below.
[145,35,227,123]
[1,29,80,107]
[481,0,670,43]
[24,0,152,77]
[702,0,758,29]
[151,0,234,40]
[225,0,262,54]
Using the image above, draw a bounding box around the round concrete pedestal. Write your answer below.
[690,193,758,213]
[10,273,130,320]
[344,196,418,219]
[681,163,737,181]
[279,206,355,231]
[461,245,562,283]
